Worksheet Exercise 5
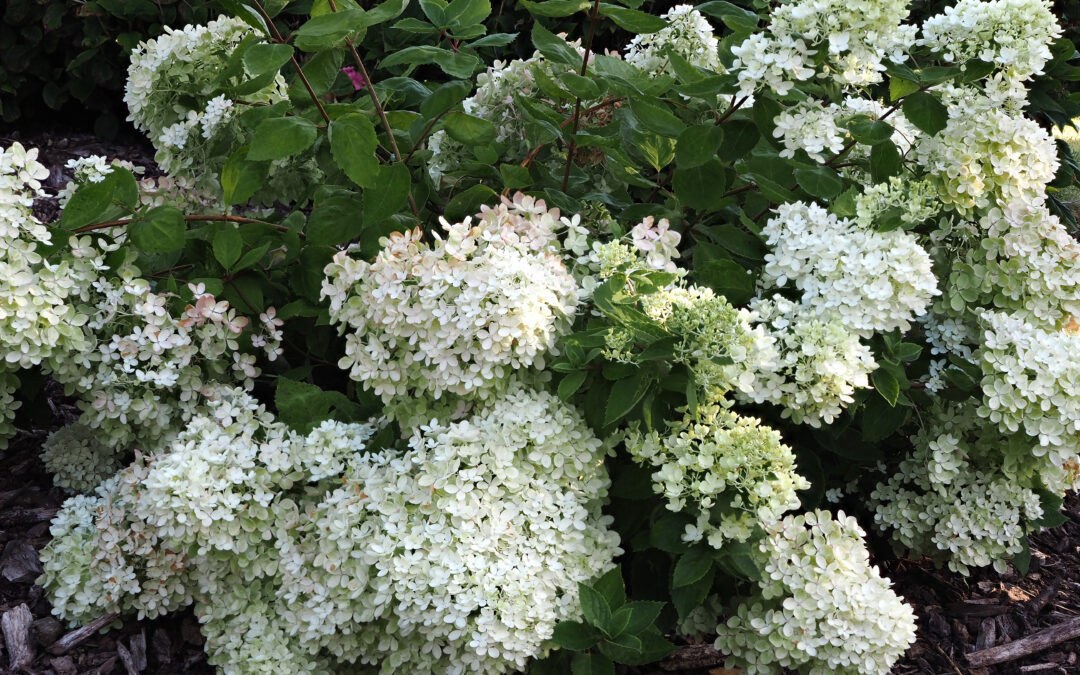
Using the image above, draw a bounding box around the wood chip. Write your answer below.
[117,641,139,675]
[0,540,43,582]
[659,644,725,671]
[1020,664,1061,673]
[129,630,147,671]
[46,612,120,655]
[0,506,57,527]
[1029,577,1064,616]
[49,655,76,675]
[968,616,1080,668]
[976,617,997,651]
[2,603,35,670]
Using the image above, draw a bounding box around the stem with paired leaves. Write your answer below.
[326,0,420,216]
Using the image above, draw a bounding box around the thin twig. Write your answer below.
[250,0,332,125]
[327,0,420,216]
[561,0,603,191]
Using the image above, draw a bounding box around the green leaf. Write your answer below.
[329,113,379,188]
[593,567,627,610]
[420,80,473,118]
[861,394,909,442]
[605,369,650,426]
[128,206,187,254]
[552,621,598,651]
[521,0,591,17]
[901,91,949,136]
[571,653,614,675]
[614,601,665,635]
[889,76,921,102]
[306,193,365,245]
[672,548,713,588]
[707,224,764,260]
[275,377,332,432]
[499,163,533,189]
[61,168,138,229]
[558,370,587,401]
[675,125,724,169]
[531,21,582,67]
[443,111,496,145]
[847,119,894,146]
[671,565,713,618]
[695,0,757,32]
[872,368,900,407]
[1013,537,1032,576]
[444,185,498,221]
[221,147,269,206]
[243,43,293,76]
[444,0,491,27]
[466,32,518,48]
[696,258,754,304]
[362,163,411,222]
[795,165,843,199]
[380,46,481,78]
[294,9,368,51]
[212,228,244,269]
[233,242,271,273]
[1032,490,1069,529]
[869,140,902,184]
[896,342,923,362]
[578,583,613,631]
[247,116,319,161]
[598,3,667,32]
[629,97,684,137]
[673,159,728,211]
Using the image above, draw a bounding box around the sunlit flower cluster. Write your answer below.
[760,201,939,334]
[625,5,721,76]
[323,194,578,406]
[915,94,1058,212]
[716,510,916,675]
[919,0,1060,81]
[732,0,915,94]
[625,404,808,548]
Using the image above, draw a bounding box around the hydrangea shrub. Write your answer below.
[6,0,1080,672]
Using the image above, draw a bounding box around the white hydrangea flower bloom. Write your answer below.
[625,404,808,547]
[625,5,721,76]
[761,201,939,334]
[716,510,916,675]
[743,296,877,427]
[732,0,916,94]
[323,194,579,405]
[41,423,124,494]
[919,0,1061,82]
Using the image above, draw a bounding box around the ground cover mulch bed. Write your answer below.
[4,129,1080,675]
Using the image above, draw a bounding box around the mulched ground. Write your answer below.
[5,129,1080,675]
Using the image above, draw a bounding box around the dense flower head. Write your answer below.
[625,5,721,76]
[47,264,283,455]
[855,176,940,229]
[919,0,1061,82]
[0,143,98,374]
[125,16,283,177]
[732,0,915,94]
[744,296,877,427]
[871,401,1047,573]
[914,93,1058,212]
[41,423,124,494]
[279,381,620,673]
[42,383,620,674]
[978,310,1080,466]
[715,510,916,675]
[323,194,579,405]
[637,284,776,403]
[625,404,808,547]
[760,201,939,334]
